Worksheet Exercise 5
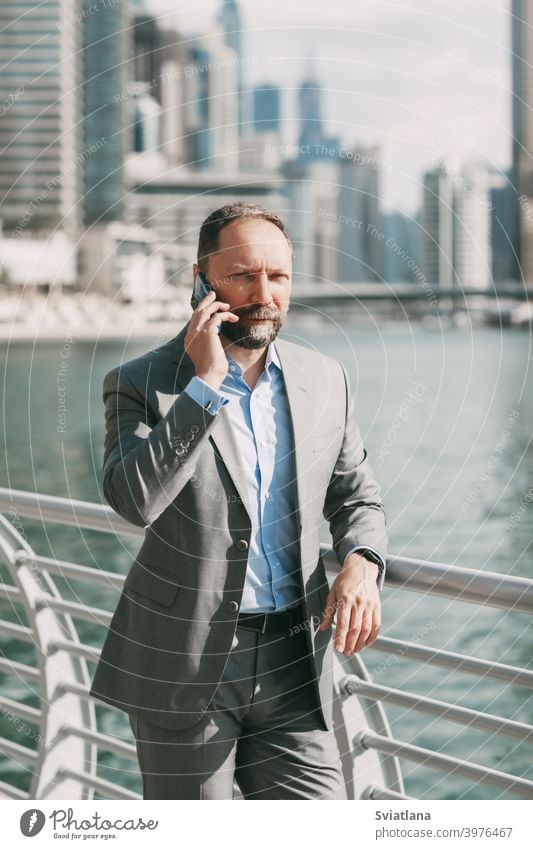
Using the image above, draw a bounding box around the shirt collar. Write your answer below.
[225,340,281,377]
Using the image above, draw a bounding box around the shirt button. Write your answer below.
[260,440,266,446]
[227,600,239,612]
[236,539,248,551]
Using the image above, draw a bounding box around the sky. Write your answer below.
[143,0,511,215]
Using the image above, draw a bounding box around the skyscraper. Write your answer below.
[253,84,281,133]
[82,0,129,224]
[421,163,454,287]
[297,57,340,161]
[298,59,324,153]
[133,13,161,92]
[453,161,492,289]
[422,161,492,289]
[184,32,239,173]
[337,146,383,282]
[511,0,533,281]
[490,169,516,283]
[217,0,244,134]
[131,91,162,154]
[0,0,81,237]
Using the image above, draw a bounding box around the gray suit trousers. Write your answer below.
[128,622,347,800]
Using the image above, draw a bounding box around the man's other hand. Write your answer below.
[318,553,381,656]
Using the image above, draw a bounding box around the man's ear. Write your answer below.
[192,262,198,284]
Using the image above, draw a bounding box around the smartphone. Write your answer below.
[191,271,225,334]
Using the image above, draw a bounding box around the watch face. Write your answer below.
[364,551,382,571]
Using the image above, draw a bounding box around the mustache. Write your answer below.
[233,306,281,320]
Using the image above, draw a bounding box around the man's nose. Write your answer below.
[249,273,273,305]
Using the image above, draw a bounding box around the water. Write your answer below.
[0,318,532,799]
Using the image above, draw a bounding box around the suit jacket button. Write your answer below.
[227,600,239,612]
[236,539,248,551]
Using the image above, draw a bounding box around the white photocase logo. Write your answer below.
[20,809,46,837]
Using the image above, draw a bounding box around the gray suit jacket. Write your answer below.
[89,321,388,731]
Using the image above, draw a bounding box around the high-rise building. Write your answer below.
[281,158,341,283]
[421,163,454,287]
[0,0,81,237]
[490,169,516,283]
[298,60,324,153]
[217,0,244,134]
[337,146,383,282]
[131,90,162,154]
[382,212,421,283]
[157,28,188,167]
[511,0,533,281]
[422,161,492,289]
[297,58,340,162]
[133,13,161,91]
[184,32,239,172]
[453,161,492,289]
[82,0,129,224]
[253,84,281,132]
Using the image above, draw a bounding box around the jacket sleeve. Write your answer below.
[322,362,388,570]
[101,366,223,528]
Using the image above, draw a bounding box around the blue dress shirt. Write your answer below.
[183,341,385,612]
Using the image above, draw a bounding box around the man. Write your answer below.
[89,201,388,800]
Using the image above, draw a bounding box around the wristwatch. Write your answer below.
[358,548,385,584]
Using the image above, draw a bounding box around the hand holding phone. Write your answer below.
[191,272,224,333]
[186,273,239,389]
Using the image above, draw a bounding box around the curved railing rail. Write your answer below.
[0,487,531,801]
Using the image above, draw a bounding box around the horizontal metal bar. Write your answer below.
[57,724,138,761]
[53,680,122,712]
[389,555,533,612]
[324,549,533,612]
[0,583,21,602]
[3,488,533,612]
[0,736,38,763]
[0,696,41,725]
[0,620,34,643]
[368,636,533,689]
[0,488,143,538]
[46,639,100,662]
[34,595,113,625]
[56,767,141,800]
[354,731,533,798]
[0,656,40,681]
[341,676,533,742]
[28,554,125,590]
[360,784,414,800]
[0,779,29,799]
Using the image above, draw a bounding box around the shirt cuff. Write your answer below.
[343,545,386,592]
[183,376,229,416]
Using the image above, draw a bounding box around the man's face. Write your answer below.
[193,217,292,349]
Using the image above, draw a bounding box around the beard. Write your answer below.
[220,304,286,349]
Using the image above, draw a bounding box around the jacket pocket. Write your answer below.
[123,560,181,607]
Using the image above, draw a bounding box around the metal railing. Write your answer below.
[0,486,531,801]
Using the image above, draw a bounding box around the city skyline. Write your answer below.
[147,0,511,215]
[0,0,524,293]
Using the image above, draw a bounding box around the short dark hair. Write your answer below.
[197,201,293,273]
